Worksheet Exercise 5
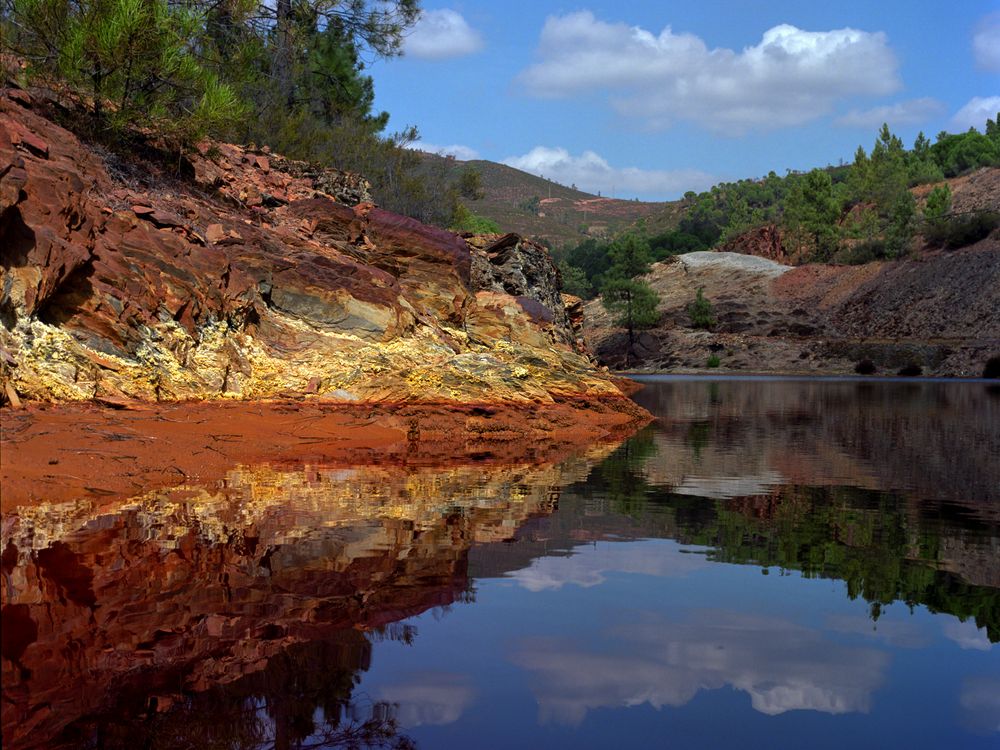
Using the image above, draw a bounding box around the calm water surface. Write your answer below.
[2,377,999,748]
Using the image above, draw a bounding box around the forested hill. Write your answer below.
[412,149,678,246]
[556,120,1000,300]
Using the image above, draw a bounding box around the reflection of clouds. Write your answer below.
[942,618,993,651]
[825,613,929,649]
[512,610,888,725]
[959,677,1000,734]
[378,673,474,727]
[506,540,711,592]
[672,472,784,500]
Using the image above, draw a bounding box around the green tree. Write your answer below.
[601,230,660,365]
[907,132,945,186]
[884,191,916,258]
[601,278,660,364]
[686,287,716,329]
[606,231,653,280]
[923,184,952,226]
[456,167,485,200]
[558,261,592,298]
[784,169,841,260]
[7,0,244,138]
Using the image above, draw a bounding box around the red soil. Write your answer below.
[1,396,649,511]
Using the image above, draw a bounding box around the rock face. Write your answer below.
[586,244,1000,377]
[0,88,635,411]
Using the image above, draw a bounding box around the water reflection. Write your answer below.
[2,378,999,748]
[0,450,610,749]
[512,608,889,724]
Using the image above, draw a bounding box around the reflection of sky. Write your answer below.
[506,540,711,591]
[512,610,889,725]
[378,673,474,727]
[960,677,1000,734]
[942,618,993,651]
[824,613,930,649]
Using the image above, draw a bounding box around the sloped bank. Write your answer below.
[585,246,1000,377]
[0,86,648,467]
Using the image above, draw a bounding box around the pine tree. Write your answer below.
[784,169,841,260]
[601,231,660,366]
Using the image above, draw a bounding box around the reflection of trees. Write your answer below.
[60,630,416,750]
[573,446,1000,641]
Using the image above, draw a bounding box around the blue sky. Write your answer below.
[369,1,1000,200]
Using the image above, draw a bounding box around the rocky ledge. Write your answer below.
[0,87,646,438]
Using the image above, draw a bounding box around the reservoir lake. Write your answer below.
[2,376,998,748]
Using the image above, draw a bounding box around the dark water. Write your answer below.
[2,377,999,749]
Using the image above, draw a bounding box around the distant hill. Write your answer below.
[414,150,682,247]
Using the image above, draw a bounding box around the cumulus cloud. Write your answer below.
[506,540,711,592]
[951,96,1000,131]
[378,673,474,726]
[511,610,888,725]
[517,12,900,134]
[503,146,716,199]
[834,98,945,129]
[973,13,1000,72]
[404,9,483,60]
[942,618,993,651]
[406,141,480,160]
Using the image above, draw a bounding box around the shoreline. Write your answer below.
[0,394,650,511]
[618,370,1000,383]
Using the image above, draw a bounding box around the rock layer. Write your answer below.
[0,88,636,413]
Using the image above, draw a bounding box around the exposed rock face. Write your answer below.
[717,224,793,264]
[0,89,636,412]
[585,244,1000,377]
[467,232,574,344]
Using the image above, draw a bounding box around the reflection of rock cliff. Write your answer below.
[0,90,633,413]
[0,450,609,749]
[631,378,1000,508]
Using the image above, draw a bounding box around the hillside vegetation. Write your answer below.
[559,121,1000,300]
[0,0,493,226]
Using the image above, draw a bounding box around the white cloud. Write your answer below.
[506,540,710,592]
[406,141,480,160]
[517,12,900,134]
[951,96,1000,131]
[511,610,888,725]
[503,146,716,199]
[404,9,483,60]
[378,673,474,726]
[959,677,1000,734]
[834,98,944,129]
[942,618,993,651]
[973,13,1000,72]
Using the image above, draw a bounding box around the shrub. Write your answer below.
[834,240,886,265]
[450,205,500,234]
[706,354,721,368]
[687,287,716,329]
[924,211,1000,249]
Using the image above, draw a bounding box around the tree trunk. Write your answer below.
[275,0,294,107]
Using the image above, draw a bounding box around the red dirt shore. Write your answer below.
[0,395,649,511]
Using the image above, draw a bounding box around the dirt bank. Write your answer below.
[585,243,1000,377]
